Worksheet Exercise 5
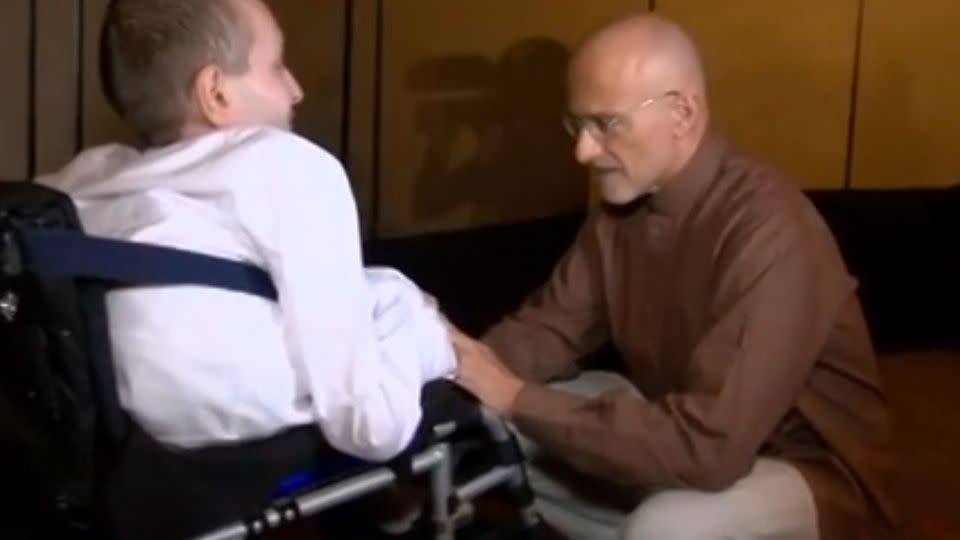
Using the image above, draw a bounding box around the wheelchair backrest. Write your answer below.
[1,182,128,538]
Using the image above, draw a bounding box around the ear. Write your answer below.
[670,91,699,137]
[192,64,233,128]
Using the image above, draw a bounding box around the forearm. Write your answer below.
[482,318,585,382]
[508,383,753,491]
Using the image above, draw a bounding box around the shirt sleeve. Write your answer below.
[233,133,454,462]
[482,214,610,382]
[508,208,855,491]
[365,265,456,383]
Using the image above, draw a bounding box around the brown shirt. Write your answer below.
[483,132,899,539]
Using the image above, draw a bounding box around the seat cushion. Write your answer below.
[105,422,330,540]
[103,381,481,539]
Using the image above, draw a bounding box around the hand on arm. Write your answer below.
[449,330,525,415]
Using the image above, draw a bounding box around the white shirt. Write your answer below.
[36,127,456,461]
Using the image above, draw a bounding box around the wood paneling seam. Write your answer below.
[843,0,866,190]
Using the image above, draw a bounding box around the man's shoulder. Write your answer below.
[223,126,342,171]
[714,148,822,228]
[213,127,349,197]
[703,147,839,263]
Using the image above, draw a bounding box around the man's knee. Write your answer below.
[514,371,638,459]
[620,490,725,540]
[550,370,639,398]
[619,459,819,540]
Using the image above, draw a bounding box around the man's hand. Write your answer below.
[449,331,525,415]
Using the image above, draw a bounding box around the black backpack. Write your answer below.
[1,182,126,538]
[0,182,300,539]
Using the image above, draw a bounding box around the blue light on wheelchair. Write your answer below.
[274,469,322,497]
[272,455,369,497]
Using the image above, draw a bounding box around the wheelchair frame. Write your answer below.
[1,182,540,539]
[195,410,535,540]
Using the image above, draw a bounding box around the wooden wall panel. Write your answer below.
[377,1,643,238]
[850,0,960,188]
[0,1,30,181]
[270,0,347,156]
[657,0,859,189]
[345,0,380,237]
[35,0,81,175]
[82,0,135,147]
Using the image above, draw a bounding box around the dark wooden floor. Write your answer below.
[880,350,960,539]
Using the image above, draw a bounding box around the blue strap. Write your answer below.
[15,228,278,301]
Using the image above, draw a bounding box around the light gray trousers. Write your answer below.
[516,371,820,540]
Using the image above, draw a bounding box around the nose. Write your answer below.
[287,70,304,105]
[573,129,603,165]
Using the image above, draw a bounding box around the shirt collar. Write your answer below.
[647,131,728,220]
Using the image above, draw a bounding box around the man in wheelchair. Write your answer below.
[1,0,537,538]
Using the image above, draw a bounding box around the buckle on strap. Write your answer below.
[0,212,23,277]
[0,290,17,322]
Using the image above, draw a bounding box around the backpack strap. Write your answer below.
[12,228,278,301]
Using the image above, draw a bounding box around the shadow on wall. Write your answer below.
[407,37,587,225]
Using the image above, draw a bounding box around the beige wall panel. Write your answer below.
[345,0,380,237]
[0,1,29,181]
[82,0,136,147]
[36,0,81,175]
[81,0,347,154]
[270,0,347,156]
[850,0,960,188]
[378,1,644,238]
[657,0,859,189]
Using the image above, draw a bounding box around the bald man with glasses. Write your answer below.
[448,13,900,540]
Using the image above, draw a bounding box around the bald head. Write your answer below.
[571,13,706,108]
[565,14,710,205]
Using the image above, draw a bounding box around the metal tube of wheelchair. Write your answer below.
[191,523,248,540]
[510,469,542,530]
[192,444,447,540]
[428,442,455,540]
[453,464,519,501]
[191,469,402,540]
[478,408,543,531]
[297,443,448,516]
[479,407,511,443]
[298,468,398,513]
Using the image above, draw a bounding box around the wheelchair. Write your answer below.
[0,182,541,539]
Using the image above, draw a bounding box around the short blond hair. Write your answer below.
[99,0,252,145]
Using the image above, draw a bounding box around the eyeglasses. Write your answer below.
[562,90,679,140]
